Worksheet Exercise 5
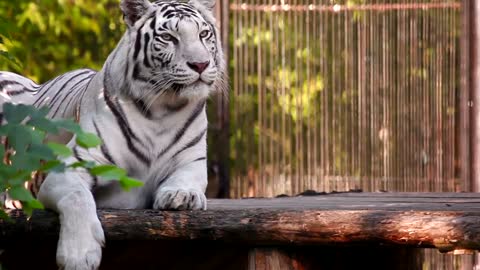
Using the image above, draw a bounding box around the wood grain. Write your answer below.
[2,193,480,253]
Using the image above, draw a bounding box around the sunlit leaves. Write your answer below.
[90,165,144,191]
[8,186,35,202]
[90,165,126,181]
[76,132,101,149]
[47,143,72,158]
[0,0,124,81]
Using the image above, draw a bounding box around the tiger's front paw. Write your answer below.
[153,188,207,210]
[56,215,105,270]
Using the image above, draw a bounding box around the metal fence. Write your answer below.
[229,0,462,198]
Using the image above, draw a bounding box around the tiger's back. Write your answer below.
[0,69,97,128]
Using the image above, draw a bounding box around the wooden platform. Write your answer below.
[1,192,480,269]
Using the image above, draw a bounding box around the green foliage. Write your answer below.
[0,103,143,218]
[0,0,124,82]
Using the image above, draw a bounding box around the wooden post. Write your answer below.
[212,0,230,198]
[460,0,472,192]
[462,0,480,192]
[248,249,303,270]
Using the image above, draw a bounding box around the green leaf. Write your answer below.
[76,132,101,148]
[0,124,8,136]
[25,199,44,210]
[47,142,72,158]
[119,176,143,191]
[7,171,33,184]
[39,160,66,172]
[0,50,22,70]
[3,103,32,124]
[30,129,47,145]
[29,143,55,160]
[8,186,34,202]
[29,106,49,119]
[27,117,59,134]
[69,160,96,169]
[0,166,16,182]
[22,203,33,216]
[55,119,82,134]
[10,152,41,171]
[0,145,4,161]
[0,210,12,222]
[90,165,125,181]
[0,17,17,39]
[6,125,32,152]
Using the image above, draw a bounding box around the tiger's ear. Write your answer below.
[190,0,216,12]
[120,0,153,26]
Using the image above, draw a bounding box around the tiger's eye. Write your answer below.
[160,33,175,41]
[199,30,210,38]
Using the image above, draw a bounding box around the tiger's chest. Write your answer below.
[82,95,208,209]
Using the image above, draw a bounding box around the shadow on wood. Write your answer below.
[0,239,423,270]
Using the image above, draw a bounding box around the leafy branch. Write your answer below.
[0,103,143,219]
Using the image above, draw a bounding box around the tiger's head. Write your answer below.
[117,0,226,104]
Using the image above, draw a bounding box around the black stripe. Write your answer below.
[132,63,147,82]
[93,120,116,165]
[143,33,151,68]
[193,157,206,162]
[4,89,27,96]
[103,82,150,165]
[28,180,36,195]
[156,100,205,159]
[133,27,143,59]
[0,80,35,93]
[73,146,84,161]
[0,80,19,88]
[132,63,158,85]
[46,71,93,111]
[71,71,95,118]
[150,16,157,32]
[12,200,21,209]
[160,5,170,12]
[32,74,67,106]
[61,80,89,117]
[51,74,94,117]
[172,128,207,159]
[133,98,152,118]
[103,64,141,142]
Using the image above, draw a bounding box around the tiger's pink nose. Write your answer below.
[187,61,210,74]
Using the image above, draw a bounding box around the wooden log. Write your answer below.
[2,193,480,253]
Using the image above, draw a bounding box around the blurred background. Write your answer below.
[0,0,478,268]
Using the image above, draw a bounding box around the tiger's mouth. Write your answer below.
[172,78,212,90]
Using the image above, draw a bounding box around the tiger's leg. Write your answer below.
[153,160,208,210]
[38,166,104,270]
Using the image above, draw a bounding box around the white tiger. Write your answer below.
[0,0,226,269]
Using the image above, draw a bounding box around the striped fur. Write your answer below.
[0,0,225,269]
